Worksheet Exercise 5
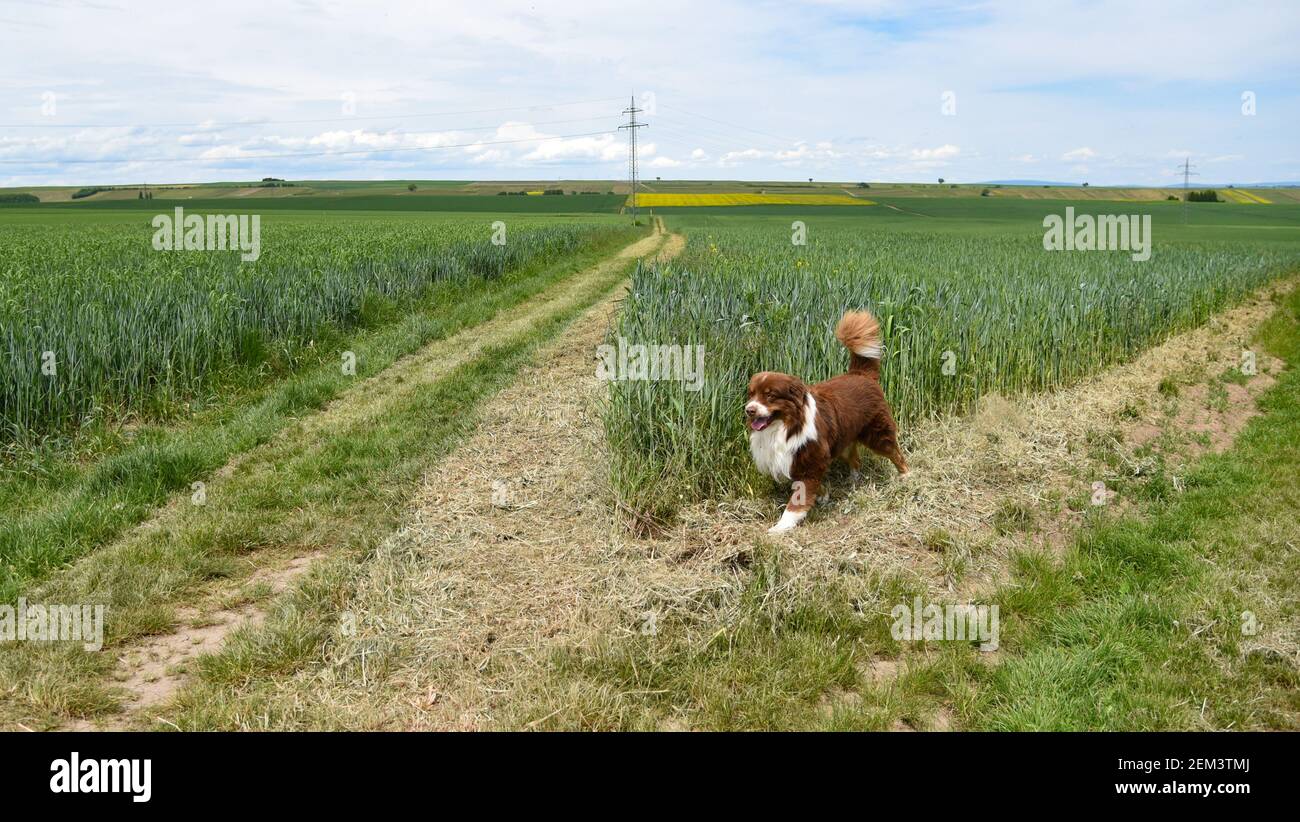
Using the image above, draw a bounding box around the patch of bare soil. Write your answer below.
[1128,375,1277,457]
[75,553,321,730]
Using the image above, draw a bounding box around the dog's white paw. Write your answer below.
[767,508,807,534]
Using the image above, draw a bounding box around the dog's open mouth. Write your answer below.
[749,414,773,431]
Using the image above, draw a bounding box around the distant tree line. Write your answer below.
[71,186,114,199]
[0,193,39,205]
[1187,189,1221,202]
[491,188,585,195]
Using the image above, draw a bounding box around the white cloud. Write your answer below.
[519,133,622,163]
[178,132,223,146]
[911,144,960,161]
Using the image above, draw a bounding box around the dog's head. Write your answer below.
[745,371,807,433]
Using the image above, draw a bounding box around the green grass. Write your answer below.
[0,221,640,603]
[505,286,1300,730]
[971,286,1300,730]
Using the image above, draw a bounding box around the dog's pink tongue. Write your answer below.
[750,418,769,431]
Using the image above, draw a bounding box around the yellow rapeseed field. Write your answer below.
[630,192,873,207]
[1237,189,1273,204]
[1220,188,1272,204]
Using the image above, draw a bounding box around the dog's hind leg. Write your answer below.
[864,431,909,475]
[770,477,820,533]
[842,442,862,483]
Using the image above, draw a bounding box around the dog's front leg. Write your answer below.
[770,477,820,533]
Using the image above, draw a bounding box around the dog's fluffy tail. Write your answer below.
[835,310,882,378]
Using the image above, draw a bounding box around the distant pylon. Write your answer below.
[619,96,647,221]
[1178,157,1198,224]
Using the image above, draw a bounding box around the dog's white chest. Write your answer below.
[749,422,797,481]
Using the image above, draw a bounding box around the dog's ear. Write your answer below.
[776,376,807,406]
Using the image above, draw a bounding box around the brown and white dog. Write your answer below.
[745,310,908,533]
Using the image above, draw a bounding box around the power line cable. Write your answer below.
[649,120,776,157]
[650,117,802,157]
[659,103,800,145]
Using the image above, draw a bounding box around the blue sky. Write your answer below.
[2,0,1297,186]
